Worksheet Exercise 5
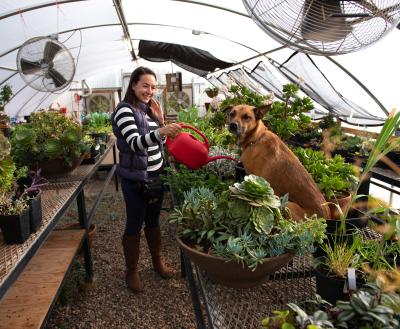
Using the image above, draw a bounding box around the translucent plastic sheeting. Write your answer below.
[274,53,387,125]
[0,0,119,57]
[0,0,399,121]
[207,76,225,89]
[2,25,131,116]
[226,68,269,95]
[123,0,280,61]
[245,61,285,99]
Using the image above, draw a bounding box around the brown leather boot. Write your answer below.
[122,234,144,293]
[144,226,174,279]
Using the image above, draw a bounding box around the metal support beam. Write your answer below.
[112,0,136,60]
[0,0,87,21]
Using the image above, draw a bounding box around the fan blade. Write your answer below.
[20,58,42,75]
[301,0,353,42]
[43,41,62,64]
[47,68,67,88]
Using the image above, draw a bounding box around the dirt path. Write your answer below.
[44,178,196,329]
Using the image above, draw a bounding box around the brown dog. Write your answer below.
[227,104,330,221]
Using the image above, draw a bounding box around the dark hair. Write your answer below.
[123,66,157,106]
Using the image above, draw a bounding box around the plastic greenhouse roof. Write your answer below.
[0,0,399,124]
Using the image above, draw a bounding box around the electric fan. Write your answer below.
[16,36,75,92]
[242,0,400,55]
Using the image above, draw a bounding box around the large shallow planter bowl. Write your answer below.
[39,153,86,177]
[177,237,295,288]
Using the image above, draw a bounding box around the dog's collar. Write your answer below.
[242,136,266,149]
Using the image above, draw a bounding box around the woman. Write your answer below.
[112,66,181,293]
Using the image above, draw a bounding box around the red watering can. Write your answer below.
[165,124,239,170]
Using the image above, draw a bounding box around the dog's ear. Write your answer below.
[221,105,233,115]
[253,104,272,121]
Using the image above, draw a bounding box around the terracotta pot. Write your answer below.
[39,153,86,177]
[177,237,295,288]
[328,192,352,220]
[59,223,97,249]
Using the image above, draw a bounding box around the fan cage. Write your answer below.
[16,36,75,92]
[243,0,400,55]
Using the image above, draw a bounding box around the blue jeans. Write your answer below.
[121,177,164,236]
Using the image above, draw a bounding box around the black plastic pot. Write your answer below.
[375,151,400,170]
[326,220,360,244]
[28,190,43,233]
[346,208,369,229]
[0,208,30,244]
[314,220,360,258]
[235,162,246,181]
[315,265,365,305]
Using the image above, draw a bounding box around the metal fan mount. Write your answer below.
[243,0,400,55]
[17,36,75,92]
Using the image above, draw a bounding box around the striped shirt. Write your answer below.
[114,106,164,172]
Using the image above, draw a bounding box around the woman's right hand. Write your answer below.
[159,123,182,138]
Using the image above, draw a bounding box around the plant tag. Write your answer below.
[347,267,357,292]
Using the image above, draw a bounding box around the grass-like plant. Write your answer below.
[333,111,400,231]
[317,237,361,278]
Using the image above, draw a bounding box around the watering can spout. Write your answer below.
[206,155,240,164]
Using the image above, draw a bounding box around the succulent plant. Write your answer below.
[170,175,327,270]
[0,191,30,215]
[0,84,12,125]
[262,282,400,329]
[204,146,238,179]
[336,282,399,328]
[10,111,86,168]
[0,131,11,161]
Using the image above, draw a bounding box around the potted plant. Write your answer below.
[10,111,88,176]
[264,83,313,142]
[314,236,364,304]
[0,84,12,137]
[0,131,44,235]
[205,86,219,98]
[292,147,359,220]
[83,111,112,143]
[0,191,31,244]
[81,134,101,164]
[220,84,271,109]
[169,174,327,288]
[162,163,234,205]
[261,280,400,328]
[23,169,48,233]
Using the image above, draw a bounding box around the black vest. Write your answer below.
[112,101,155,182]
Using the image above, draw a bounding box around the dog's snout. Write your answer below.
[229,122,238,132]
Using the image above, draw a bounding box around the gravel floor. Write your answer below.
[44,176,197,329]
